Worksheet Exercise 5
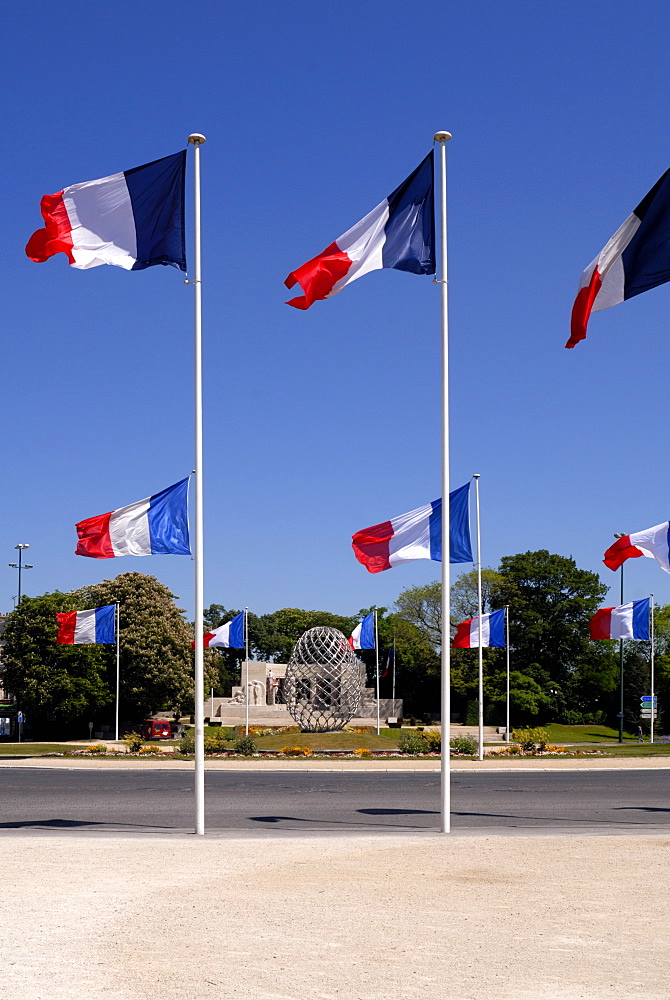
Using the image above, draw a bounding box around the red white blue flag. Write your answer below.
[75,478,190,559]
[568,168,670,347]
[603,522,670,574]
[56,605,116,644]
[352,483,472,575]
[589,599,650,641]
[452,609,506,649]
[202,611,245,650]
[349,612,375,650]
[285,153,434,309]
[26,151,186,272]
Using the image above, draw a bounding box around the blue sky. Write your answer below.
[3,0,670,617]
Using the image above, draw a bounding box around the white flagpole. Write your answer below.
[115,602,120,742]
[375,609,380,735]
[650,594,655,744]
[188,132,206,836]
[392,634,396,712]
[505,605,510,742]
[474,474,483,761]
[434,130,452,834]
[245,606,250,736]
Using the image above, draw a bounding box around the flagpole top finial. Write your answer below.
[433,131,452,142]
[188,133,207,145]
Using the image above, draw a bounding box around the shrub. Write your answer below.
[398,732,427,754]
[422,730,442,752]
[280,745,313,757]
[178,734,196,755]
[123,732,144,753]
[512,727,550,752]
[354,748,372,757]
[450,734,477,755]
[88,743,108,755]
[233,736,257,755]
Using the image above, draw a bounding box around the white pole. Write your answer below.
[392,634,396,714]
[434,129,452,833]
[650,594,655,744]
[474,474,483,761]
[245,607,250,736]
[210,687,214,722]
[505,605,510,742]
[188,132,206,836]
[115,602,120,742]
[375,609,380,735]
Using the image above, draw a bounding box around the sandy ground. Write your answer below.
[2,830,669,1000]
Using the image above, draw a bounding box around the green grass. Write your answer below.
[0,743,89,756]
[544,723,649,744]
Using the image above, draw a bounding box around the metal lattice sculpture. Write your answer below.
[284,626,361,732]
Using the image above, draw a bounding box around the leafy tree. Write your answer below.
[77,572,204,719]
[450,568,505,625]
[496,550,608,692]
[393,581,442,649]
[252,607,358,662]
[1,591,113,732]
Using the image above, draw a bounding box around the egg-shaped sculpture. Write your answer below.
[284,626,361,732]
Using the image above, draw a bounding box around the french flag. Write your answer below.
[568,168,670,347]
[452,609,506,649]
[352,483,472,575]
[56,605,116,645]
[285,152,434,309]
[603,522,670,574]
[349,611,375,650]
[202,611,245,650]
[590,599,650,641]
[26,151,186,272]
[75,478,190,559]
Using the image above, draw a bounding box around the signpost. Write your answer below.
[640,696,657,722]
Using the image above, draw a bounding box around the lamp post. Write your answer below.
[613,533,626,744]
[8,545,32,606]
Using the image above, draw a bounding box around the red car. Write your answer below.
[141,719,173,740]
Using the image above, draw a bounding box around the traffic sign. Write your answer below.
[641,696,657,703]
[640,711,654,718]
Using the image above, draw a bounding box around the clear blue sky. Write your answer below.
[3,0,670,617]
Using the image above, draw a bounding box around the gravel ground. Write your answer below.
[2,831,669,1000]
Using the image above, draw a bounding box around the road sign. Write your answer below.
[640,711,654,718]
[641,696,657,703]
[17,712,23,723]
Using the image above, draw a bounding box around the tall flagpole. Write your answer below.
[115,602,120,742]
[188,132,206,836]
[434,130,452,834]
[245,606,250,736]
[650,594,655,744]
[375,609,380,735]
[474,474,484,761]
[505,605,510,741]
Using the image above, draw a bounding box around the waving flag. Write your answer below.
[568,168,670,347]
[202,611,245,650]
[56,605,116,644]
[352,483,472,574]
[285,152,434,309]
[452,609,506,649]
[603,522,670,574]
[75,478,190,559]
[590,599,650,641]
[349,611,375,650]
[26,151,186,271]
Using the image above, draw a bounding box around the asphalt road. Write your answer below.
[0,767,669,835]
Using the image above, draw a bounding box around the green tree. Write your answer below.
[1,591,113,733]
[77,572,202,719]
[393,581,442,648]
[252,607,358,662]
[496,550,608,693]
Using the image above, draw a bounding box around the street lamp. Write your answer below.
[613,533,626,744]
[9,545,32,606]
